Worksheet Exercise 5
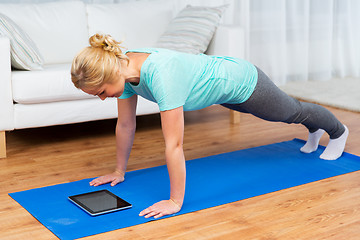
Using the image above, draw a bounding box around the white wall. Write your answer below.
[1,0,359,84]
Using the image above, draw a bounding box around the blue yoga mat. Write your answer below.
[9,139,360,240]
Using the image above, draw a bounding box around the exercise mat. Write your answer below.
[9,139,360,239]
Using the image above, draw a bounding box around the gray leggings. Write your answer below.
[221,67,345,139]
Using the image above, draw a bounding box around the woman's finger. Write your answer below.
[139,209,146,216]
[110,178,121,186]
[153,212,164,219]
[89,176,109,186]
[139,208,150,216]
[144,210,159,219]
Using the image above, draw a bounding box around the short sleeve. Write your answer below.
[151,57,191,111]
[118,83,135,99]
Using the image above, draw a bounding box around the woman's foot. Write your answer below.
[320,125,349,160]
[300,129,325,153]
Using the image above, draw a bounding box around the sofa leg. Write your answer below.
[230,110,241,124]
[0,131,6,158]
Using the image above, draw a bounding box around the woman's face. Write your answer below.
[82,74,125,101]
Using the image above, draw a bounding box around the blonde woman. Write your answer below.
[71,34,349,219]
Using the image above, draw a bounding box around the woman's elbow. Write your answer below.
[116,120,136,134]
[165,141,184,153]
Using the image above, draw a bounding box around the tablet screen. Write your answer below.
[69,190,132,216]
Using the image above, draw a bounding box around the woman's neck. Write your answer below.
[122,52,150,84]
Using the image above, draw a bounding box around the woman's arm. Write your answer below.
[90,95,138,186]
[114,95,138,176]
[139,106,185,218]
[162,106,186,205]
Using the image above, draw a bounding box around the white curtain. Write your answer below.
[1,0,359,85]
[249,0,360,85]
[175,0,360,85]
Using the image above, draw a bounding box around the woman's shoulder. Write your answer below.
[126,48,193,57]
[125,48,156,54]
[130,48,200,75]
[125,47,176,54]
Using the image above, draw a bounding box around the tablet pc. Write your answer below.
[68,189,132,216]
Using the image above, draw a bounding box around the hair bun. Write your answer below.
[89,33,124,56]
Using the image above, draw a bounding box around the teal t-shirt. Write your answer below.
[120,48,258,112]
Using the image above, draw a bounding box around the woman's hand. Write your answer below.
[139,199,182,219]
[89,171,125,187]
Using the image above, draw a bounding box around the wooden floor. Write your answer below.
[1,105,359,240]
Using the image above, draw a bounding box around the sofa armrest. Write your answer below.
[206,24,245,59]
[0,37,14,131]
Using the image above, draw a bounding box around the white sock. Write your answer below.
[320,125,349,160]
[300,129,325,153]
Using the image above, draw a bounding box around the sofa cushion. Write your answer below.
[0,13,44,70]
[12,64,94,104]
[156,5,228,54]
[0,1,88,65]
[87,0,173,50]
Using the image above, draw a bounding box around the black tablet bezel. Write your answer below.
[68,189,132,216]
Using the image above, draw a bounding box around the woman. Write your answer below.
[71,34,349,219]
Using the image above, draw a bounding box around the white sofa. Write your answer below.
[0,1,245,158]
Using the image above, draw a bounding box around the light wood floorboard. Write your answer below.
[1,105,359,240]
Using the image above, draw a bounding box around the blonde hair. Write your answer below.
[71,34,129,89]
